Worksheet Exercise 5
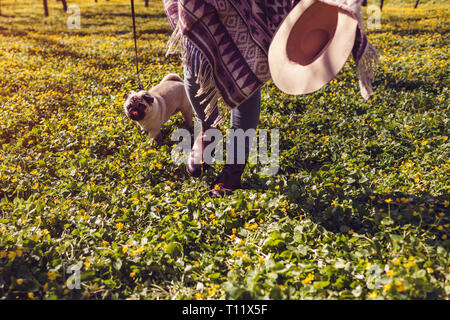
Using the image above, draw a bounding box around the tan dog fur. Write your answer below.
[123,74,193,143]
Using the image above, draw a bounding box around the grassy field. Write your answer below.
[0,0,449,300]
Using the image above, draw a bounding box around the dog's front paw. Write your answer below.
[153,132,164,147]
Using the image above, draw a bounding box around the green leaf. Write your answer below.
[314,281,330,289]
[165,242,183,256]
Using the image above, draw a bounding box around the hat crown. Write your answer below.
[268,0,358,95]
[301,29,329,64]
[286,2,338,66]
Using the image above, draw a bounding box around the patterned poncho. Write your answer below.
[163,0,377,122]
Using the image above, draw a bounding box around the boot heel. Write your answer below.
[209,163,246,197]
[186,125,217,177]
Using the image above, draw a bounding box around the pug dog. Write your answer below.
[123,73,193,144]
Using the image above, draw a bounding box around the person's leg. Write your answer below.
[210,89,261,197]
[229,89,261,163]
[183,43,219,177]
[231,90,261,131]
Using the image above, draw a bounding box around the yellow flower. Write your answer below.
[274,185,280,190]
[48,271,58,281]
[116,222,124,231]
[131,247,144,255]
[301,273,315,285]
[369,291,378,299]
[386,269,394,278]
[403,261,415,268]
[385,198,393,204]
[28,292,34,299]
[400,197,409,204]
[130,272,136,278]
[426,267,434,274]
[208,287,217,296]
[395,281,406,292]
[393,258,400,266]
[122,246,128,254]
[397,284,406,292]
[17,279,23,285]
[248,223,258,231]
[84,260,91,270]
[8,251,16,261]
[383,283,392,292]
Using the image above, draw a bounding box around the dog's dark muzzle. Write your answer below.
[127,103,146,121]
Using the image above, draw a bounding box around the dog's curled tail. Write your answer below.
[162,73,183,83]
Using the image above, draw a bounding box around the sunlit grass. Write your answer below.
[0,0,448,300]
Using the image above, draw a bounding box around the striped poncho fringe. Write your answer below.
[163,0,378,124]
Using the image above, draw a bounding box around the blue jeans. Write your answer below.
[183,44,261,162]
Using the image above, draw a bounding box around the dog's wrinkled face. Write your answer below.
[123,90,155,121]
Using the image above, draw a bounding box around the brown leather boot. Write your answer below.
[186,124,215,177]
[209,163,246,197]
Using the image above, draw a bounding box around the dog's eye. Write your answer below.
[143,93,154,104]
[138,103,146,109]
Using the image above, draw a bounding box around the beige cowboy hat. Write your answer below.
[268,0,358,95]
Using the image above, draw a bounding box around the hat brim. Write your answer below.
[269,0,358,95]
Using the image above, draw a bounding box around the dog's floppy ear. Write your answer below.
[123,92,131,100]
[143,92,154,105]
